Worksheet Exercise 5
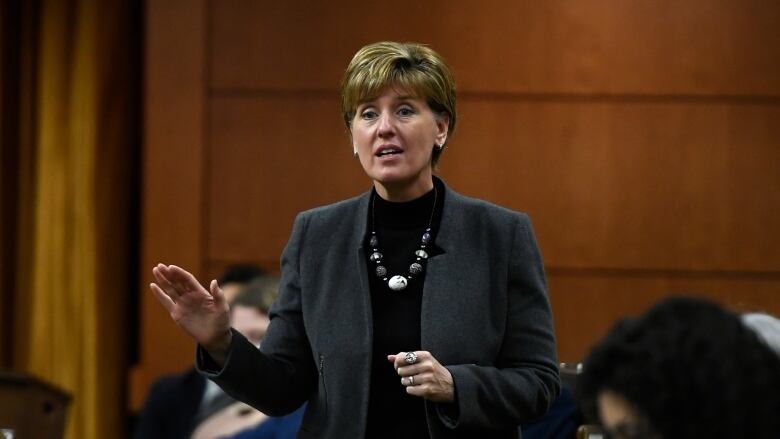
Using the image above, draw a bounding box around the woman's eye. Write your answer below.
[360,110,378,120]
[398,107,414,116]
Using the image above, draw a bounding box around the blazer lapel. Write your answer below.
[421,184,463,362]
[351,190,373,351]
[349,189,375,436]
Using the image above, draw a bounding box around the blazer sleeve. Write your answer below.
[195,213,318,416]
[437,213,560,430]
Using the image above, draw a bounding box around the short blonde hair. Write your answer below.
[340,42,456,166]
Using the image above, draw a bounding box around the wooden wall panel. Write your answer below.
[548,272,780,362]
[209,0,780,95]
[445,99,780,271]
[132,0,208,410]
[207,97,780,272]
[140,0,780,414]
[206,94,366,267]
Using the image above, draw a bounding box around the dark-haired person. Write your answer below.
[218,264,267,302]
[581,297,780,439]
[191,277,306,439]
[150,41,559,438]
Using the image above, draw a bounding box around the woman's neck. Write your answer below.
[373,183,437,228]
[374,177,434,202]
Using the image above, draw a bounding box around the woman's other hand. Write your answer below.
[150,263,232,364]
[388,351,455,403]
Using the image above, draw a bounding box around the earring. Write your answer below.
[353,149,358,158]
[434,143,444,151]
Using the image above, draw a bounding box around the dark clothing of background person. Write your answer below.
[520,387,581,439]
[134,368,208,439]
[226,404,306,439]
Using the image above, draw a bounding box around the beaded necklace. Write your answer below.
[368,187,437,291]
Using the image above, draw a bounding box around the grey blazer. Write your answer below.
[198,181,560,438]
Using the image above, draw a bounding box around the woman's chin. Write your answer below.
[371,173,422,190]
[369,165,430,185]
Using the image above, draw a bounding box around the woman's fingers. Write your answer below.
[389,351,455,402]
[152,265,180,299]
[158,264,197,293]
[168,264,205,291]
[394,351,429,389]
[389,350,429,370]
[150,282,176,313]
[148,263,233,354]
[400,371,431,386]
[153,263,212,301]
[396,363,426,377]
[210,279,226,305]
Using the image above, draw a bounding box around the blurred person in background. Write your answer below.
[190,276,305,439]
[581,296,780,439]
[134,265,266,439]
[217,265,269,303]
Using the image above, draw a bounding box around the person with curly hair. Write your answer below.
[580,296,780,439]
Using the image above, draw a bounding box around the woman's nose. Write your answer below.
[377,112,395,137]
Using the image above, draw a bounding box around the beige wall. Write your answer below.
[133,0,780,409]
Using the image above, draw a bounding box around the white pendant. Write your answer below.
[388,275,408,291]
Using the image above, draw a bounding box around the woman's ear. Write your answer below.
[348,129,357,157]
[435,113,450,145]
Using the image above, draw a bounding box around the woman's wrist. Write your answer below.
[203,328,233,366]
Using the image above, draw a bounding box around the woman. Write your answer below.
[151,41,559,438]
[581,297,780,439]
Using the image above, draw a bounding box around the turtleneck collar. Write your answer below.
[372,177,445,229]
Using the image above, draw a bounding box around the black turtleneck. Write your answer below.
[363,178,445,439]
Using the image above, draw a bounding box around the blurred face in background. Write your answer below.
[221,282,247,303]
[231,304,270,347]
[598,391,659,439]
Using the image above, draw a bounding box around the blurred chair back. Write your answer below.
[577,424,604,439]
[559,362,582,400]
[562,362,606,438]
[0,371,70,439]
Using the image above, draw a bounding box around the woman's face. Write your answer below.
[351,87,448,201]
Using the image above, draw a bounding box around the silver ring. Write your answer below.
[404,352,418,365]
[409,375,415,386]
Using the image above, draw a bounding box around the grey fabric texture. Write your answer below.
[197,181,560,438]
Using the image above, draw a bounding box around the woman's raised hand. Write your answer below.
[150,263,232,364]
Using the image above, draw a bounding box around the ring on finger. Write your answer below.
[409,375,415,386]
[405,351,418,365]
